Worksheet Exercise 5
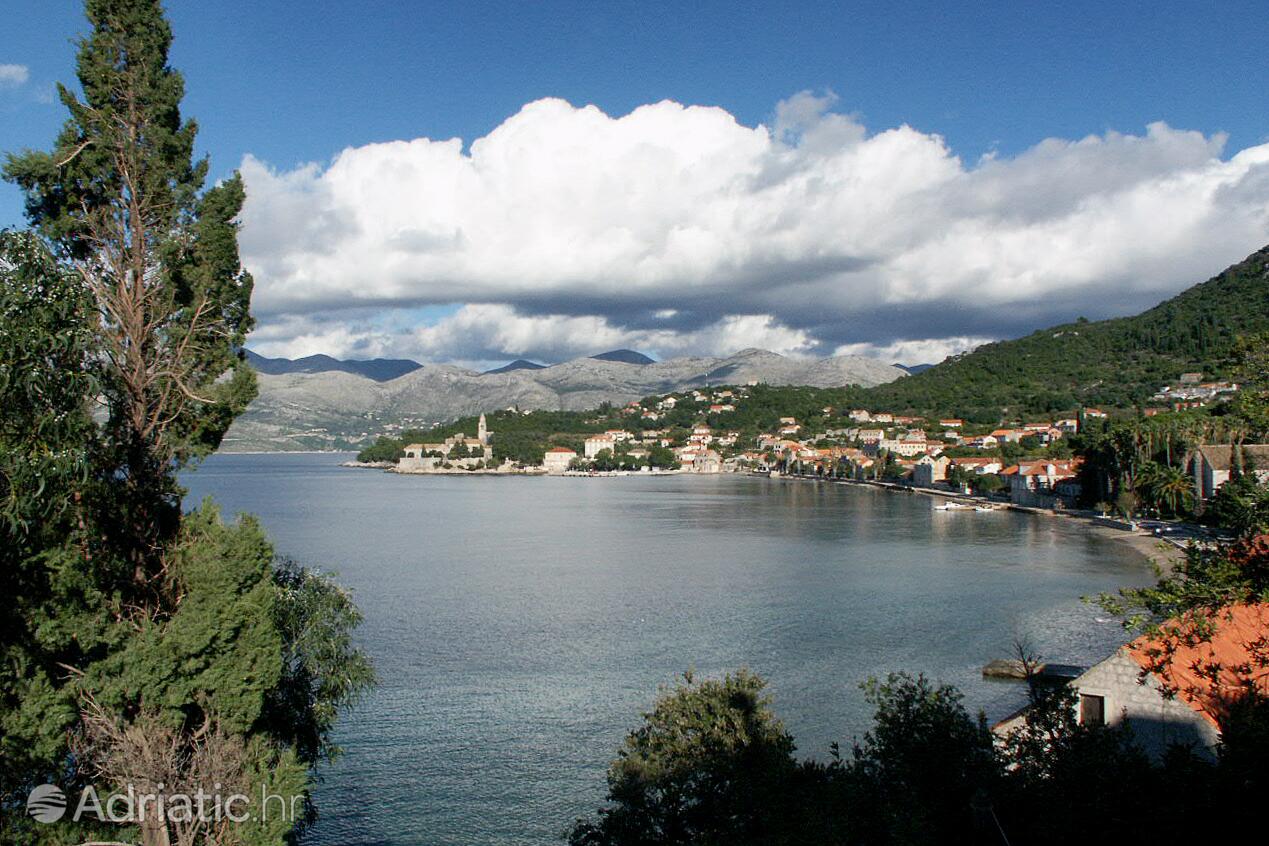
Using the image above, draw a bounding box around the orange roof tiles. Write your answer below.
[1127,602,1269,728]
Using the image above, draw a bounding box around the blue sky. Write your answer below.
[2,1,1267,365]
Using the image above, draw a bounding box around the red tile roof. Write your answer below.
[1127,602,1269,729]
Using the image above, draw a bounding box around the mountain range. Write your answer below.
[244,349,422,382]
[226,243,1269,450]
[224,348,907,451]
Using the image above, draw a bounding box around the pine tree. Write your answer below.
[1,4,372,844]
[5,0,257,576]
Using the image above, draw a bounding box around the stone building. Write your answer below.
[399,413,494,471]
[542,447,577,474]
[1188,444,1269,500]
[995,603,1269,760]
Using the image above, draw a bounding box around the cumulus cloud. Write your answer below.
[238,93,1269,365]
[0,63,30,88]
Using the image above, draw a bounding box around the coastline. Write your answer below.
[772,472,1188,574]
[342,456,1182,575]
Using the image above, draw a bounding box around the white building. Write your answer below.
[542,447,577,474]
[1188,444,1269,500]
[912,455,950,487]
[584,434,617,458]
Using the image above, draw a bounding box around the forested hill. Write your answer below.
[853,244,1269,422]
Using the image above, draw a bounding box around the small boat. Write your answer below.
[934,502,973,511]
[975,505,994,512]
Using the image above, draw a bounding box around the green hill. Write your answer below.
[853,244,1269,422]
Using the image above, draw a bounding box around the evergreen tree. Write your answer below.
[5,0,257,573]
[1,4,372,844]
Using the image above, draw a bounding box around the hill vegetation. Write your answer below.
[851,245,1269,422]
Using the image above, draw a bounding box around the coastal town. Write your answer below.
[376,378,1263,519]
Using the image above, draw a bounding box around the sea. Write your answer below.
[182,453,1153,845]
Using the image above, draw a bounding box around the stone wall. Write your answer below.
[1074,649,1219,759]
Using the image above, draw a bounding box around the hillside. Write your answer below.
[853,244,1269,421]
[224,348,906,451]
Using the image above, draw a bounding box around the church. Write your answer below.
[398,414,494,471]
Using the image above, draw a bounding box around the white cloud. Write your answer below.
[833,337,993,366]
[0,63,30,88]
[239,94,1269,363]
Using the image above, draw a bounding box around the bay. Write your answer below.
[183,453,1152,845]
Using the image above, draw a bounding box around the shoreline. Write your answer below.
[773,472,1187,574]
[259,452,1187,573]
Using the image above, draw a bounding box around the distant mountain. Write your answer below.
[245,349,422,382]
[895,363,935,375]
[591,349,655,365]
[484,359,547,374]
[225,349,907,451]
[858,244,1269,421]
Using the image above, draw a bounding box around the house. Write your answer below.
[875,438,928,458]
[584,434,617,458]
[1046,603,1269,760]
[857,428,885,444]
[939,419,964,429]
[848,409,872,422]
[1082,408,1108,419]
[962,434,998,450]
[949,457,1002,476]
[1007,460,1081,507]
[542,447,577,474]
[1188,444,1269,500]
[913,454,951,487]
[690,449,723,474]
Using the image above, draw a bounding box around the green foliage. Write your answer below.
[1099,536,1269,628]
[1226,331,1269,439]
[569,670,803,846]
[355,435,404,463]
[851,245,1269,419]
[5,0,257,488]
[1203,471,1269,537]
[0,4,370,843]
[573,667,1259,846]
[847,673,996,844]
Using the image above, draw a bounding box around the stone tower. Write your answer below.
[478,413,488,444]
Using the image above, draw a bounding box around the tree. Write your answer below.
[568,670,802,846]
[1203,471,1269,537]
[0,4,371,844]
[974,474,1004,496]
[5,0,257,574]
[847,673,997,844]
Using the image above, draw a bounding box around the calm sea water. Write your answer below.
[183,453,1151,846]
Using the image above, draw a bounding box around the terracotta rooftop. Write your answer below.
[1127,601,1269,729]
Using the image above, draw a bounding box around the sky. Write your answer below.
[2,1,1267,368]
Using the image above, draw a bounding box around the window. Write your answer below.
[1080,693,1106,727]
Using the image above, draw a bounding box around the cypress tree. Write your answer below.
[5,0,257,577]
[1,4,372,844]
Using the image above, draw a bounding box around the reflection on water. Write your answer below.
[184,455,1152,846]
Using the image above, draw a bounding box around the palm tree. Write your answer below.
[1152,464,1195,517]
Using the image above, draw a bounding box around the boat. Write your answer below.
[934,502,974,511]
